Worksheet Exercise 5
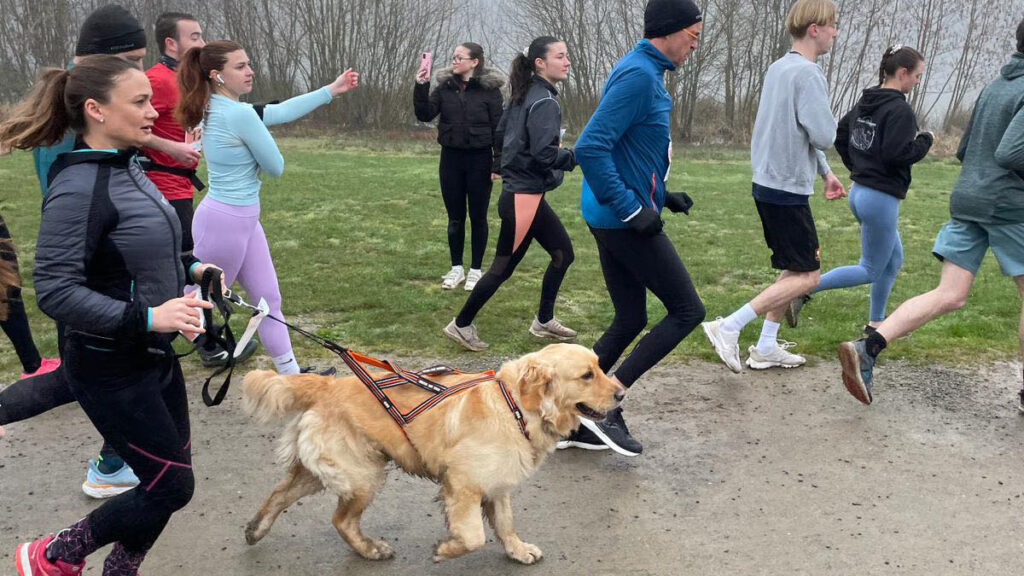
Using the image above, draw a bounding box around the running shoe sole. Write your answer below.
[555,440,610,451]
[82,480,137,499]
[702,322,743,373]
[745,357,805,370]
[528,326,576,341]
[443,324,487,352]
[837,341,872,405]
[578,419,640,457]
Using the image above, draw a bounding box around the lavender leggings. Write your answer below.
[192,197,292,357]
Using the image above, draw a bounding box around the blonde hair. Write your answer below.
[786,0,838,39]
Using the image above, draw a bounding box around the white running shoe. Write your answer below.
[746,341,806,369]
[529,317,577,341]
[702,318,743,373]
[441,266,465,290]
[464,268,483,291]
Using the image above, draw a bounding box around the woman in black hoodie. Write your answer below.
[789,46,933,332]
[415,42,504,291]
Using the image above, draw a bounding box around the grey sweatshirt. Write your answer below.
[751,52,836,195]
[950,53,1024,224]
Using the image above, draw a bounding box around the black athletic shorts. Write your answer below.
[754,199,820,272]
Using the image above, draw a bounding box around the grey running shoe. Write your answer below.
[745,341,806,369]
[838,339,875,405]
[444,318,489,351]
[300,366,337,376]
[529,317,577,341]
[702,317,743,373]
[199,336,259,367]
[785,294,812,328]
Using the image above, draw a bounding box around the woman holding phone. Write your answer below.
[414,43,505,291]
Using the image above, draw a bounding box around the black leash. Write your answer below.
[197,268,239,407]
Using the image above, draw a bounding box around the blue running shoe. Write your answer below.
[838,339,874,405]
[82,458,140,499]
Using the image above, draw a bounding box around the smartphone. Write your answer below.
[418,52,433,80]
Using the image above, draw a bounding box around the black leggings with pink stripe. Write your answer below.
[64,338,194,554]
[456,189,574,327]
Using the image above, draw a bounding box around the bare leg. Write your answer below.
[875,261,974,342]
[750,270,821,319]
[484,493,542,564]
[245,463,324,545]
[332,489,394,560]
[433,481,486,562]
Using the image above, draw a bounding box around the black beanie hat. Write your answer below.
[75,4,147,56]
[644,0,703,39]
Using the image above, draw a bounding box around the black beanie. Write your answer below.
[644,0,703,39]
[75,4,147,56]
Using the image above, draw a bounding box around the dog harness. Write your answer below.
[213,291,530,441]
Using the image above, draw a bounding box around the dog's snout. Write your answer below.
[614,387,626,402]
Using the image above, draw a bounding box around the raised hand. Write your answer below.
[330,68,360,96]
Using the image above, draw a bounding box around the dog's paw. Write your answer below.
[360,539,395,561]
[506,542,543,565]
[244,519,265,545]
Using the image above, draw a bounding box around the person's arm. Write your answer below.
[526,97,575,171]
[880,106,933,167]
[834,107,854,172]
[34,181,148,338]
[796,71,838,154]
[414,81,442,122]
[260,86,334,127]
[994,104,1024,172]
[146,135,201,166]
[957,105,978,163]
[575,68,652,221]
[487,88,505,174]
[229,106,286,177]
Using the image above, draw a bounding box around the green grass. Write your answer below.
[0,138,1016,380]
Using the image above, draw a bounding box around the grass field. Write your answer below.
[1,137,1018,380]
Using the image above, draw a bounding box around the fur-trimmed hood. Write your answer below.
[433,66,505,90]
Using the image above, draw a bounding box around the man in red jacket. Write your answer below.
[144,12,257,366]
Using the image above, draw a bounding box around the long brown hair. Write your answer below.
[508,36,560,106]
[0,55,138,151]
[176,40,244,129]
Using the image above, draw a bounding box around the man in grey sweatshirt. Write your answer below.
[703,0,845,372]
[839,19,1024,411]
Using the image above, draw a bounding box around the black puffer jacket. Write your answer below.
[35,146,198,352]
[497,75,577,194]
[414,67,505,170]
[835,88,933,199]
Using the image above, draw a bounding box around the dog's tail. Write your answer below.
[242,370,328,423]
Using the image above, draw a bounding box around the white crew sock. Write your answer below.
[721,303,757,334]
[272,351,301,375]
[756,320,781,355]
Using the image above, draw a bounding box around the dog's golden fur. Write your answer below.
[242,343,624,563]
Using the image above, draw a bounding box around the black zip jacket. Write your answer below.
[835,87,933,199]
[496,75,577,194]
[35,146,198,352]
[414,67,505,172]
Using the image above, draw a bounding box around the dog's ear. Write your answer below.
[516,358,554,414]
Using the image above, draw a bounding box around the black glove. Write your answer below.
[626,206,663,237]
[664,191,693,215]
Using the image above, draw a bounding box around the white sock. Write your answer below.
[756,320,781,355]
[721,303,757,333]
[272,351,301,375]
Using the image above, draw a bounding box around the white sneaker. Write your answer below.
[745,341,806,369]
[441,266,465,290]
[702,318,743,373]
[443,318,488,351]
[529,317,577,341]
[465,268,483,291]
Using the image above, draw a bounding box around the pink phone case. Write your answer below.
[418,52,433,79]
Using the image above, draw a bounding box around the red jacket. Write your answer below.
[143,62,194,201]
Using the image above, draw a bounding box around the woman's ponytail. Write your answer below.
[509,36,561,106]
[176,46,210,129]
[0,68,72,151]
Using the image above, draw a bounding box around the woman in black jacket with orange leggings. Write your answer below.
[415,42,504,291]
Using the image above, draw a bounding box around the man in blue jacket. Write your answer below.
[564,0,706,456]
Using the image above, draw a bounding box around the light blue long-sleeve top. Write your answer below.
[202,86,333,205]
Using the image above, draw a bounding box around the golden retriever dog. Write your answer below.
[242,343,624,564]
